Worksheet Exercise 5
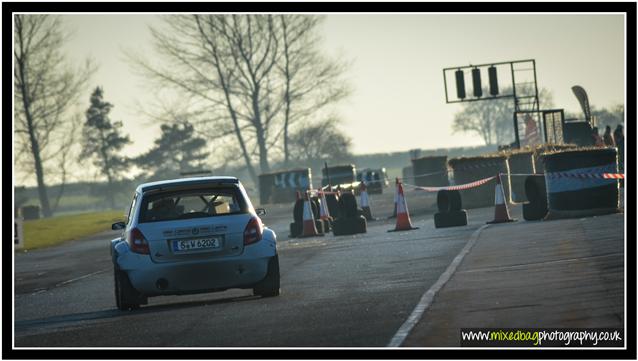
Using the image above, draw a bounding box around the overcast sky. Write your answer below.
[59,13,625,157]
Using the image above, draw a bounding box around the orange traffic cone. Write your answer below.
[359,181,374,221]
[388,182,419,232]
[319,191,332,221]
[301,192,321,237]
[487,174,517,224]
[388,178,399,219]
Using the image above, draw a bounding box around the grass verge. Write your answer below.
[21,210,125,251]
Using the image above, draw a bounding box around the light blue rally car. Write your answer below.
[110,176,280,310]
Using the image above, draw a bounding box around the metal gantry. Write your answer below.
[443,59,542,148]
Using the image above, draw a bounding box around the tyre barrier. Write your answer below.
[522,202,547,222]
[434,189,467,228]
[543,147,620,219]
[506,151,535,203]
[532,143,577,174]
[332,192,367,236]
[434,210,468,228]
[324,192,340,219]
[522,175,548,221]
[339,193,359,219]
[332,216,367,236]
[436,189,462,212]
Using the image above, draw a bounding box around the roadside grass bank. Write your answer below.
[21,211,125,251]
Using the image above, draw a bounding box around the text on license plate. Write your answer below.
[172,238,221,252]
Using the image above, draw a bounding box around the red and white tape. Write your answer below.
[403,175,496,192]
[403,171,624,193]
[546,172,624,179]
[302,171,623,197]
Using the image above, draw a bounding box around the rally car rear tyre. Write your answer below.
[253,255,281,298]
[114,266,145,311]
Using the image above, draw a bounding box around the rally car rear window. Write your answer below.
[139,187,248,223]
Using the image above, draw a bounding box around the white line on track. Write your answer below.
[387,224,490,347]
[54,269,109,288]
[28,269,109,296]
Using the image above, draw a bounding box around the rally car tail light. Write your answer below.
[128,227,150,254]
[243,217,263,245]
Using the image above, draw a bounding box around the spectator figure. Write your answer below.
[591,126,604,147]
[614,124,624,171]
[603,125,615,147]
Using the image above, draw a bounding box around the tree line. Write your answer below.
[14,14,352,217]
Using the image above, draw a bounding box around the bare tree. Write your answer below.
[14,14,95,217]
[288,117,353,165]
[128,14,350,184]
[452,87,554,146]
[49,114,82,213]
[277,15,351,167]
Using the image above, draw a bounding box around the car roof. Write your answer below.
[137,176,239,193]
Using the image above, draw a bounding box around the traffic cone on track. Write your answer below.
[388,182,419,232]
[388,178,399,219]
[359,181,374,221]
[319,191,332,221]
[301,192,322,237]
[487,174,517,224]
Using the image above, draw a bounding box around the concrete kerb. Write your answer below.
[387,223,490,347]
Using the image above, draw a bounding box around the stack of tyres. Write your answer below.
[324,192,340,217]
[332,193,367,236]
[289,197,326,237]
[522,176,548,221]
[434,190,468,228]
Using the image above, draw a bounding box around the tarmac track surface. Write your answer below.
[14,190,508,347]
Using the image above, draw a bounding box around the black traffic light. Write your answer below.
[455,69,465,99]
[488,65,499,96]
[472,68,482,98]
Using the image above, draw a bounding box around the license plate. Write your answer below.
[172,237,222,253]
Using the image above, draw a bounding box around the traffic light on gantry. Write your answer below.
[455,69,466,99]
[488,65,498,96]
[472,68,482,98]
